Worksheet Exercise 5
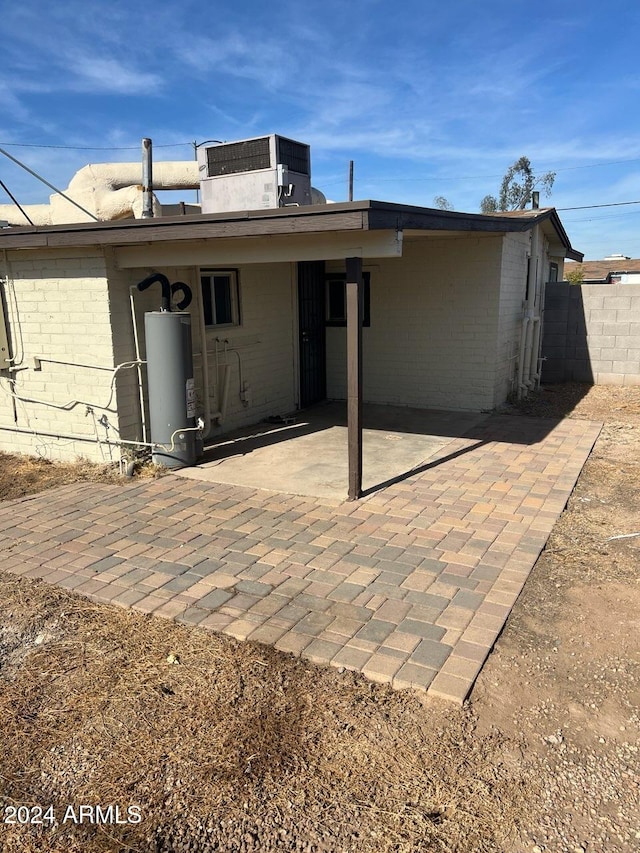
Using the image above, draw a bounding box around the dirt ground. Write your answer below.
[0,384,638,853]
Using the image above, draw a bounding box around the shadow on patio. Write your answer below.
[178,402,566,500]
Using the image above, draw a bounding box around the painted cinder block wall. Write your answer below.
[542,282,640,385]
[0,251,298,463]
[0,249,122,461]
[326,235,526,412]
[107,260,298,448]
[1,229,542,463]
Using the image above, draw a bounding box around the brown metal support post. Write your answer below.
[346,256,363,500]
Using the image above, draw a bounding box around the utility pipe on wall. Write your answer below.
[517,315,531,397]
[0,423,201,455]
[528,316,542,386]
[534,279,548,389]
[195,279,220,439]
[220,363,231,421]
[518,223,543,397]
[129,285,148,443]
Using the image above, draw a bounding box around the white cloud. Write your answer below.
[65,56,163,94]
[173,32,296,90]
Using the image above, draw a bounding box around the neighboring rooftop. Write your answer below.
[564,257,640,282]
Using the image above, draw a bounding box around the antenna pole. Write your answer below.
[142,138,154,218]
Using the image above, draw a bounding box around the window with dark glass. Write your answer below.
[200,270,240,326]
[325,272,371,326]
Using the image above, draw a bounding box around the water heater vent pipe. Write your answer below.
[142,138,153,219]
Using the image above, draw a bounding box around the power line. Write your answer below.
[328,156,640,185]
[563,211,640,223]
[0,141,192,151]
[557,199,640,211]
[539,156,640,172]
[3,142,640,177]
[4,139,640,220]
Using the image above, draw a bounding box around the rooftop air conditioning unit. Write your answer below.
[197,134,312,214]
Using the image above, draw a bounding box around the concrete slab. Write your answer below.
[176,402,487,499]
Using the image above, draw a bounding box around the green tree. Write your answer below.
[566,265,585,284]
[433,195,454,211]
[480,156,555,212]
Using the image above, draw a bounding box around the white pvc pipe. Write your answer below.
[220,363,231,422]
[1,249,23,366]
[195,274,215,439]
[518,223,543,397]
[129,286,148,443]
[534,280,547,390]
[523,315,536,389]
[529,316,542,384]
[517,315,531,399]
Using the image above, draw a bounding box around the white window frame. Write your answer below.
[200,268,241,327]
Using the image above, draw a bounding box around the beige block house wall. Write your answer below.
[1,230,539,463]
[0,250,122,461]
[107,259,298,448]
[1,251,299,462]
[326,236,516,411]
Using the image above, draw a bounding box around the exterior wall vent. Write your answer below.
[198,134,312,213]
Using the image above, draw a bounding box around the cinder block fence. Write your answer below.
[542,283,640,386]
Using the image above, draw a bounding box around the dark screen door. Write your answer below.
[298,261,326,408]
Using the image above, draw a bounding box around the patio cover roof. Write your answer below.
[0,200,583,261]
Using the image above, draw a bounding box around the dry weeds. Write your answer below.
[0,383,638,852]
[0,452,163,502]
[0,574,531,852]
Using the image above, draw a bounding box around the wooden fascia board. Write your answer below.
[0,210,367,251]
[0,231,49,249]
[365,207,536,234]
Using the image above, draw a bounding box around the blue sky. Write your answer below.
[1,0,639,260]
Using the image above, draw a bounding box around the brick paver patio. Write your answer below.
[0,414,601,703]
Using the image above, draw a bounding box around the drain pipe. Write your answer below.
[517,315,531,398]
[142,138,153,219]
[534,278,548,389]
[129,285,148,443]
[526,316,541,388]
[518,224,541,397]
[195,278,221,439]
[220,363,231,420]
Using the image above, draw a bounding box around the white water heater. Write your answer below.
[197,134,312,213]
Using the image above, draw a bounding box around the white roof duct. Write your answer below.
[0,161,200,226]
[0,138,330,226]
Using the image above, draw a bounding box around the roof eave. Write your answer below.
[0,199,583,259]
